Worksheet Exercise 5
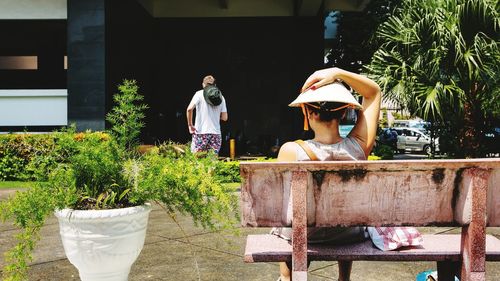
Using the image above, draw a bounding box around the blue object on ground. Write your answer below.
[416,270,459,281]
[416,270,434,281]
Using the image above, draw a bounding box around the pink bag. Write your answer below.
[367,226,423,251]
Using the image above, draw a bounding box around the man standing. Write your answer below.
[186,75,228,154]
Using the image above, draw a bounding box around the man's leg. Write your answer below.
[206,134,222,154]
[279,262,292,281]
[280,260,312,281]
[191,134,198,153]
[191,134,209,153]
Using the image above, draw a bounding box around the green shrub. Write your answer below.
[368,155,381,161]
[215,161,241,183]
[57,132,129,210]
[0,130,114,182]
[126,145,238,230]
[0,134,56,181]
[372,144,394,160]
[0,152,25,180]
[214,157,276,184]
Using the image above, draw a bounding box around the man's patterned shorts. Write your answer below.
[191,134,222,154]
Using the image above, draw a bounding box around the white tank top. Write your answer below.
[296,137,366,161]
[269,136,368,243]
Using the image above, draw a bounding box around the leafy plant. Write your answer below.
[106,79,148,150]
[0,134,56,181]
[0,153,24,181]
[391,111,409,120]
[0,80,238,280]
[0,129,102,182]
[215,161,241,183]
[368,155,382,161]
[0,184,57,281]
[125,144,238,230]
[53,131,131,210]
[379,108,389,128]
[213,157,277,184]
[372,143,394,160]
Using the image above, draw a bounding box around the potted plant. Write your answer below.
[0,80,238,281]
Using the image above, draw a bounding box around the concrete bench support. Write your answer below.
[292,170,308,280]
[460,168,490,280]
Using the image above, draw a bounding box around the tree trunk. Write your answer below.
[460,84,483,158]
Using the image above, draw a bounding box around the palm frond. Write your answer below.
[366,0,498,124]
[458,0,498,46]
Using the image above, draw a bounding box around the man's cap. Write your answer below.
[203,84,223,106]
[288,82,362,109]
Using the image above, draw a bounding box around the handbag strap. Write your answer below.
[294,140,319,161]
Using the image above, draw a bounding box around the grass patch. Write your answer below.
[0,181,38,189]
[222,182,241,190]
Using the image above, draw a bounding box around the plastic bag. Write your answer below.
[367,226,423,251]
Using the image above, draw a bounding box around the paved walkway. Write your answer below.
[1,189,500,281]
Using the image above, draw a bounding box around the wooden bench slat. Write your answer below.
[244,234,500,263]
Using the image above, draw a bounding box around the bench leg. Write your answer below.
[338,261,352,281]
[461,224,486,281]
[437,261,460,281]
[459,168,489,281]
[292,171,308,281]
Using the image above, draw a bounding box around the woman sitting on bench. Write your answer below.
[272,67,381,281]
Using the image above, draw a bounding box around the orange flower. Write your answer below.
[74,133,85,141]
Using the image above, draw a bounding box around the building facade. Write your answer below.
[0,0,371,155]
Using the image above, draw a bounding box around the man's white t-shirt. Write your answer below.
[188,90,227,134]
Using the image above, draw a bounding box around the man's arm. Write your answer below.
[220,112,228,121]
[186,104,196,134]
[220,98,228,121]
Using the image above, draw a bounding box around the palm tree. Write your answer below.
[365,0,499,157]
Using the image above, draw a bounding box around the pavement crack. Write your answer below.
[157,235,244,258]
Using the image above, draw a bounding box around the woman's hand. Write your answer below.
[301,67,342,93]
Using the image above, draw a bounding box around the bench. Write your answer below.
[240,159,500,281]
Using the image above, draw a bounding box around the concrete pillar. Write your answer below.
[67,0,105,131]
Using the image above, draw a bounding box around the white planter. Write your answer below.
[54,204,152,281]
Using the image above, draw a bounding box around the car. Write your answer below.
[484,127,500,156]
[392,127,439,154]
[393,120,430,133]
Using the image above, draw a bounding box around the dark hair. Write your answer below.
[305,102,347,122]
[202,75,215,85]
